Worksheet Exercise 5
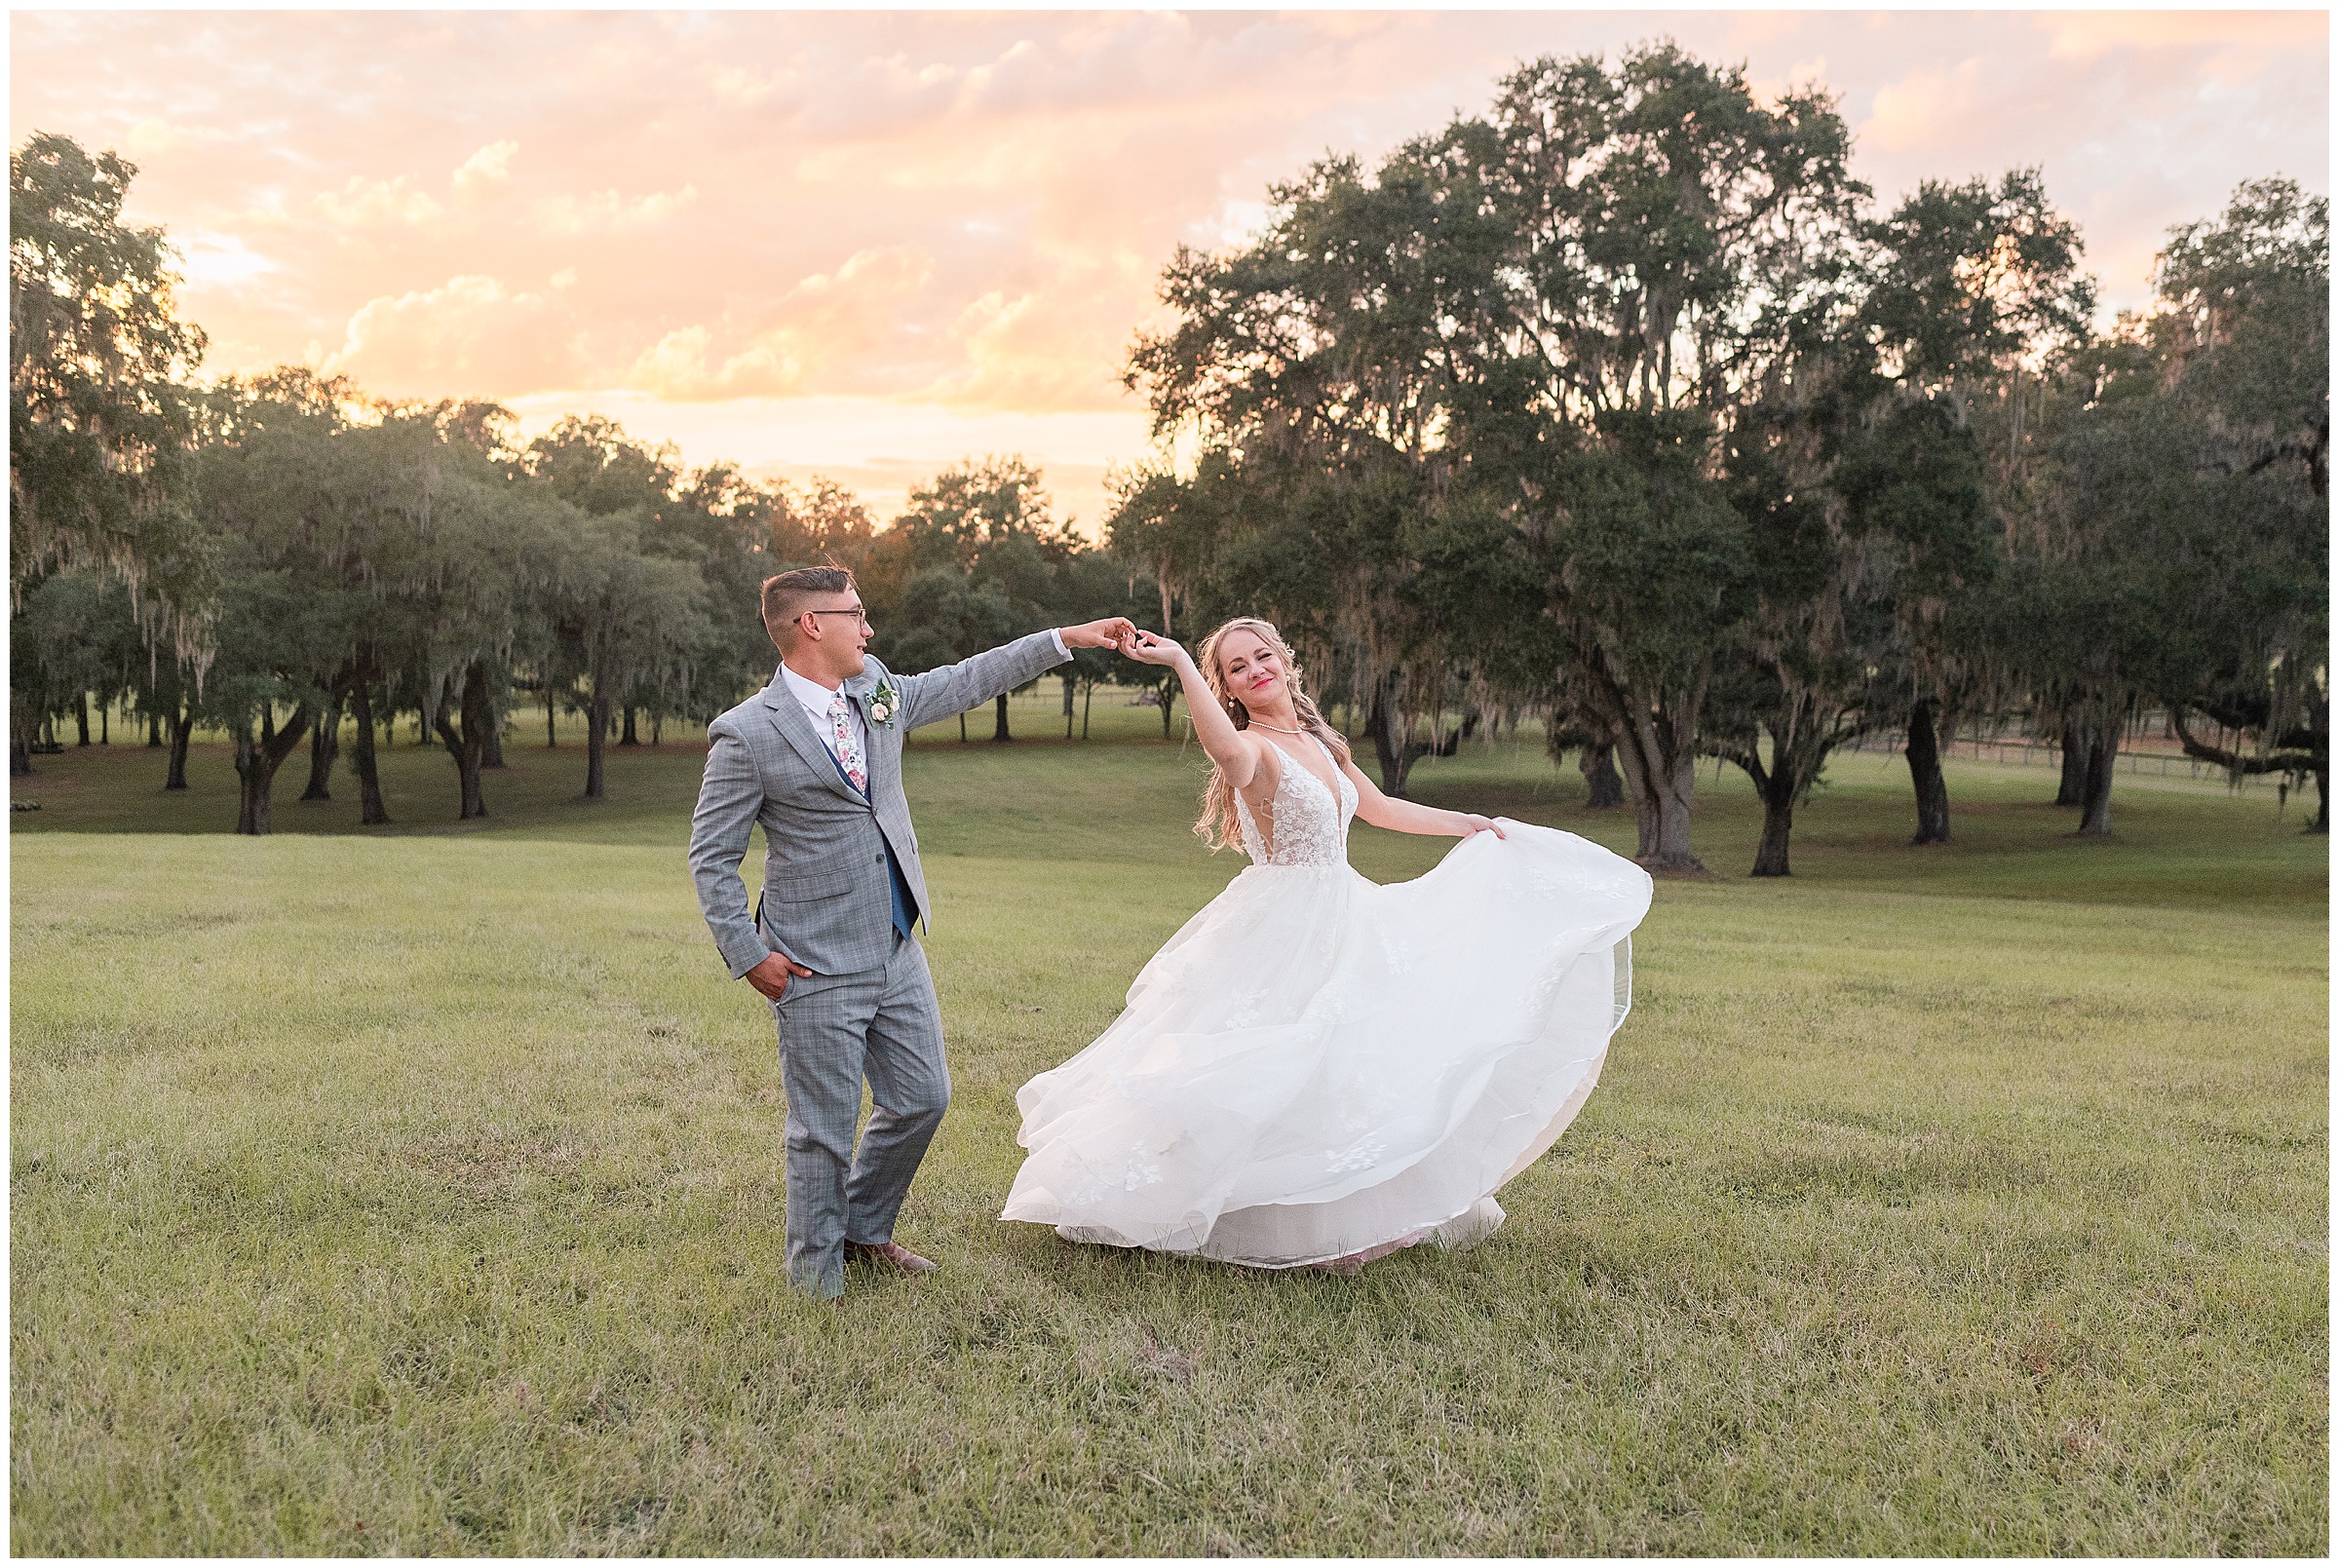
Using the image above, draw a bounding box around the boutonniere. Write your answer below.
[866,679,900,728]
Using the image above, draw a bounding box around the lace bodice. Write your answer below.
[1232,732,1357,868]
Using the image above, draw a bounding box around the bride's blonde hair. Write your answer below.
[1193,616,1353,852]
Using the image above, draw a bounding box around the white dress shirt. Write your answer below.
[778,629,1069,774]
[779,660,867,772]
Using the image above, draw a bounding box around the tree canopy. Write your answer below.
[1111,47,2325,868]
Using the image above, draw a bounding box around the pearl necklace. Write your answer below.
[1246,719,1307,735]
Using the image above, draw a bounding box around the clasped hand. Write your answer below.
[1118,629,1185,667]
[1064,622,1185,666]
[1060,617,1141,651]
[1061,622,1188,669]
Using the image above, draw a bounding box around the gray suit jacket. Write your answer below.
[689,630,1068,979]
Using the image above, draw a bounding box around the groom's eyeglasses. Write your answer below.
[802,606,871,628]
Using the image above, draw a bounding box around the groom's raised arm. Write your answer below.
[893,619,1132,732]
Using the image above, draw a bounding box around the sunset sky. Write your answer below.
[13,9,2328,530]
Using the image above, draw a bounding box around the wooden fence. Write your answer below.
[1843,731,2282,789]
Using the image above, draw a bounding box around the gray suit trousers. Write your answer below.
[772,933,948,1298]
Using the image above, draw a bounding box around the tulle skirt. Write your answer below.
[1000,820,1653,1269]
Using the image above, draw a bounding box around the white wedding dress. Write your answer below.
[1001,734,1653,1269]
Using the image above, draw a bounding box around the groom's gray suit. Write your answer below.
[689,631,1068,1296]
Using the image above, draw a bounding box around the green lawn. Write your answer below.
[11,690,2328,1553]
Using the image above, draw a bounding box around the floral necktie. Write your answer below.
[827,690,867,793]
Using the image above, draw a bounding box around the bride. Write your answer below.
[1000,618,1652,1273]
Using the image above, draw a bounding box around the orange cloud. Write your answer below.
[312,173,441,229]
[629,246,939,401]
[453,139,518,197]
[326,273,585,396]
[2042,10,2322,60]
[531,183,699,235]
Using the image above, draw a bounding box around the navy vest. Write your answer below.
[821,737,917,941]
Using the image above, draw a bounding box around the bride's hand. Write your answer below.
[1122,630,1187,667]
[1458,813,1506,839]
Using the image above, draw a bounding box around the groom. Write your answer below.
[689,565,1134,1298]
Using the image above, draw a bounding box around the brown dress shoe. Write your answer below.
[846,1241,939,1274]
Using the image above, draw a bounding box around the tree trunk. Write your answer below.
[1724,708,1850,880]
[2074,727,2116,837]
[10,707,32,778]
[1579,740,1624,808]
[147,709,162,747]
[1062,672,1076,739]
[651,712,662,746]
[100,705,108,745]
[349,659,390,825]
[620,705,638,746]
[1365,677,1416,799]
[1750,785,1794,877]
[1160,683,1176,741]
[958,711,966,743]
[1082,679,1093,740]
[234,704,312,835]
[992,691,1012,743]
[585,685,609,800]
[1610,714,1706,875]
[1728,723,1832,879]
[2308,695,2331,836]
[74,693,91,746]
[166,702,193,790]
[438,663,492,820]
[1906,699,1951,845]
[545,688,557,748]
[2055,713,2087,806]
[1637,759,1701,871]
[482,701,506,768]
[301,697,340,801]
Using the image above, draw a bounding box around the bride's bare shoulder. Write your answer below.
[1229,729,1284,790]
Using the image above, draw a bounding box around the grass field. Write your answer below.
[11,688,2329,1553]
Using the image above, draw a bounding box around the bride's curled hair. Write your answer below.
[1193,616,1353,852]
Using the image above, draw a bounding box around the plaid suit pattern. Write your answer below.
[770,939,949,1297]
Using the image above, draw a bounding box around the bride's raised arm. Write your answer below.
[1341,758,1506,840]
[1122,630,1270,791]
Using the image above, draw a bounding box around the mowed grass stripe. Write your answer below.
[10,720,2327,1553]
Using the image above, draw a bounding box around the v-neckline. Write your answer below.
[1261,730,1341,804]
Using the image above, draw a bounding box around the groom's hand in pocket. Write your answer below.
[745,950,815,1003]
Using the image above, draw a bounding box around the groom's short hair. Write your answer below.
[762,566,857,642]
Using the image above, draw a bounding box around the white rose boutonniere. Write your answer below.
[866,678,900,728]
